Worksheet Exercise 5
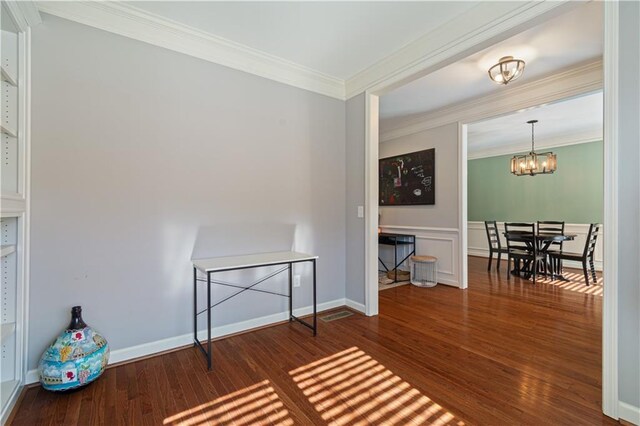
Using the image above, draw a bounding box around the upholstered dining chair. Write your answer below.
[504,222,545,284]
[549,223,600,286]
[484,221,508,271]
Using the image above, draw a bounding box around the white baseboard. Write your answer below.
[345,298,366,314]
[26,298,347,385]
[620,401,640,425]
[435,278,459,287]
[468,247,603,272]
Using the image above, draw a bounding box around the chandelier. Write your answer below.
[488,56,525,85]
[510,120,557,176]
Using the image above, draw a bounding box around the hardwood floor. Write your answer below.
[10,256,614,425]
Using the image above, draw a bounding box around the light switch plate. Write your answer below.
[357,206,364,218]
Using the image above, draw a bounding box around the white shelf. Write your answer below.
[0,245,15,257]
[0,380,19,413]
[0,123,16,138]
[0,66,16,87]
[0,322,15,344]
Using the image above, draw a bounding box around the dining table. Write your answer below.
[503,231,577,280]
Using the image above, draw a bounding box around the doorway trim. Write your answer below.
[362,1,619,419]
[601,0,619,418]
[458,123,468,290]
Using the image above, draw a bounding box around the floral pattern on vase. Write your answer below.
[38,306,109,391]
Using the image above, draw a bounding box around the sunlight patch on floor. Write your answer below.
[289,346,465,426]
[543,271,603,297]
[163,380,293,426]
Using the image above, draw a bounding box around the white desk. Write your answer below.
[193,251,318,369]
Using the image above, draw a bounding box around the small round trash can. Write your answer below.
[410,255,438,287]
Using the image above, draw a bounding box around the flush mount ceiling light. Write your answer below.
[510,120,557,176]
[488,55,525,85]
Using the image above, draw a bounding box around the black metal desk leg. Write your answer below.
[207,271,212,370]
[312,259,317,336]
[288,263,293,322]
[394,239,398,282]
[193,267,197,347]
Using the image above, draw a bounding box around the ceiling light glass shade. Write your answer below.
[510,120,557,176]
[488,56,525,85]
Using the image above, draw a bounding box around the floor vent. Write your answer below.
[320,310,353,322]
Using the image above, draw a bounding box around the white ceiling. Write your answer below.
[467,91,603,157]
[380,1,603,123]
[125,1,479,79]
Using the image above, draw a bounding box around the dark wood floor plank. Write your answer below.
[9,257,616,425]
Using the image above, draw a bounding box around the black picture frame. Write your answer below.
[379,148,435,206]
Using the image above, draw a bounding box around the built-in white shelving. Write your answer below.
[0,380,19,413]
[0,123,16,137]
[0,65,16,86]
[1,1,31,422]
[0,322,15,344]
[0,244,15,257]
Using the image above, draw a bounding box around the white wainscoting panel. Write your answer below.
[467,221,603,271]
[379,225,459,287]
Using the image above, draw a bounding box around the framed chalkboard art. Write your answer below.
[379,148,435,206]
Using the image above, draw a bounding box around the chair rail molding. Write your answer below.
[35,1,345,100]
[380,60,603,143]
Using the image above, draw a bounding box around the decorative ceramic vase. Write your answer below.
[38,306,109,391]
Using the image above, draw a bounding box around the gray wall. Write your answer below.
[29,15,346,369]
[345,94,365,305]
[379,123,458,228]
[617,0,640,409]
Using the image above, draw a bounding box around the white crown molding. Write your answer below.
[36,1,346,100]
[380,60,603,143]
[4,1,41,32]
[468,130,603,160]
[33,1,581,103]
[32,1,578,102]
[345,1,576,99]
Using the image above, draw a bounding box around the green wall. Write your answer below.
[468,141,603,223]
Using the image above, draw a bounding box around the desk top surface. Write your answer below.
[193,251,318,272]
[378,232,415,238]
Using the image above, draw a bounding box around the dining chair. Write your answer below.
[504,222,545,284]
[549,223,600,286]
[484,221,508,271]
[537,221,565,276]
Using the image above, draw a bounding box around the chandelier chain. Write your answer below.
[531,121,535,153]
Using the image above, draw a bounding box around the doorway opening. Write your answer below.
[364,1,619,419]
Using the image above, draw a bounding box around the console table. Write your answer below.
[193,251,318,369]
[378,233,416,282]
